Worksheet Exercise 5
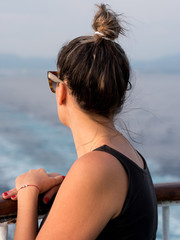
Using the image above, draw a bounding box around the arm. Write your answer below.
[14,187,39,240]
[37,151,128,240]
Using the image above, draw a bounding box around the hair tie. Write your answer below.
[94,31,112,41]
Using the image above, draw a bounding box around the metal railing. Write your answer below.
[0,182,180,240]
[154,182,180,240]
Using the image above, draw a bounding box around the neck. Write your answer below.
[69,110,117,158]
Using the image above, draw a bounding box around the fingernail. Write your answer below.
[11,195,16,198]
[44,197,49,204]
[62,176,66,180]
[3,192,8,196]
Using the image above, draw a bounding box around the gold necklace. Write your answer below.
[89,131,120,152]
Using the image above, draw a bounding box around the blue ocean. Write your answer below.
[0,71,180,239]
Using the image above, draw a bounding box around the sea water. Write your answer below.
[0,72,180,239]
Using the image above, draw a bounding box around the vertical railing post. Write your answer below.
[162,205,170,240]
[0,223,8,240]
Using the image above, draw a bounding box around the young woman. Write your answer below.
[2,4,157,240]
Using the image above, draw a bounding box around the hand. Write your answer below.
[42,173,65,204]
[2,170,65,202]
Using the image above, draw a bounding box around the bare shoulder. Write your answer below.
[68,150,127,186]
[64,150,128,217]
[58,150,128,221]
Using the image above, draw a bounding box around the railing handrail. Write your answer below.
[0,194,55,223]
[0,182,180,223]
[154,182,180,202]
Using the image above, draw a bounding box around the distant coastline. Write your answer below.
[131,55,180,74]
[0,53,180,74]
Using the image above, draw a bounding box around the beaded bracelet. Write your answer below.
[17,184,40,194]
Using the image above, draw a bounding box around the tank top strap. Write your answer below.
[93,144,148,174]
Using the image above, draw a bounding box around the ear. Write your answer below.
[56,83,67,105]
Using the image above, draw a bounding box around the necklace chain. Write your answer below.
[89,131,121,152]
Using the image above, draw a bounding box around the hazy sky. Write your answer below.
[1,0,180,60]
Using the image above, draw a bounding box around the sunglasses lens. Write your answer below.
[52,81,57,92]
[48,79,57,93]
[48,71,60,93]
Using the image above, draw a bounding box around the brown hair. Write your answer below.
[57,4,131,118]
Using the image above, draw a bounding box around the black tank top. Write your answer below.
[39,145,157,239]
[95,145,157,240]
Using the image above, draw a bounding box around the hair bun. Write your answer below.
[92,4,125,40]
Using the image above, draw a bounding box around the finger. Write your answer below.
[54,175,65,185]
[2,188,17,199]
[46,175,64,194]
[50,175,65,186]
[48,172,60,177]
[48,173,66,179]
[43,176,66,204]
[43,185,60,204]
[11,195,17,201]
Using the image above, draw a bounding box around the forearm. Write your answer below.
[14,188,39,240]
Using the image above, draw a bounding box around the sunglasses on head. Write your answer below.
[47,71,63,93]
